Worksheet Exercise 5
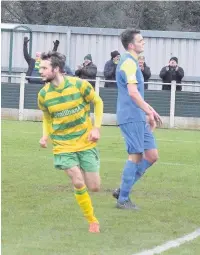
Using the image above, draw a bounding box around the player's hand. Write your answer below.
[152,110,162,127]
[39,136,48,148]
[148,113,157,131]
[88,128,100,142]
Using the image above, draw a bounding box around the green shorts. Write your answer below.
[54,147,100,172]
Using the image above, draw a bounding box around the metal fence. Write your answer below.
[1,73,200,129]
[1,73,200,92]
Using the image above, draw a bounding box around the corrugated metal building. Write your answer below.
[1,24,200,128]
[1,23,200,80]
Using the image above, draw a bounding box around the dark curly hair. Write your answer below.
[41,51,66,73]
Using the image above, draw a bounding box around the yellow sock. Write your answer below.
[74,185,99,224]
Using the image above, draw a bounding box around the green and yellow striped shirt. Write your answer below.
[38,76,97,154]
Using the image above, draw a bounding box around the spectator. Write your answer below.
[104,50,120,88]
[64,64,74,76]
[75,54,97,88]
[138,56,151,90]
[23,37,60,84]
[159,57,184,91]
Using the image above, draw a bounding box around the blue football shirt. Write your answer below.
[116,52,145,125]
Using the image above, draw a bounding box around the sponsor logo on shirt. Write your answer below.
[54,106,81,118]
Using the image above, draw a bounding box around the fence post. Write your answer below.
[8,31,14,83]
[66,28,71,66]
[95,77,100,96]
[169,80,176,128]
[19,73,26,121]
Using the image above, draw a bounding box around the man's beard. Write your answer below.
[43,74,56,83]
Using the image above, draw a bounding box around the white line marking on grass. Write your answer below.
[10,154,199,168]
[19,132,199,144]
[103,136,200,143]
[22,131,38,134]
[157,139,200,144]
[159,162,194,167]
[132,228,200,255]
[100,158,198,167]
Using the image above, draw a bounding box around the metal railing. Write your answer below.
[1,73,200,128]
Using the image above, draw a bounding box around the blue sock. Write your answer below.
[133,159,152,185]
[118,160,138,203]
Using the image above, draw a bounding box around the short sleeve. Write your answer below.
[120,58,137,84]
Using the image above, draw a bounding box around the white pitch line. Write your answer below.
[19,131,200,143]
[18,130,200,143]
[157,139,200,143]
[22,131,39,134]
[132,228,200,255]
[103,136,200,144]
[7,154,199,167]
[101,159,198,167]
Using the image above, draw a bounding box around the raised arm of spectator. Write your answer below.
[23,37,32,65]
[52,40,60,52]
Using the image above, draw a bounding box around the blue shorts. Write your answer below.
[119,122,157,154]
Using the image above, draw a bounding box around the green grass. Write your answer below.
[2,120,200,255]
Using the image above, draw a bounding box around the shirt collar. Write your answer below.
[126,51,138,60]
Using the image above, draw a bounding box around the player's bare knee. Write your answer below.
[154,153,159,163]
[87,180,101,192]
[148,152,159,164]
[84,172,101,192]
[73,177,85,189]
[65,168,85,189]
[88,184,100,192]
[144,149,159,164]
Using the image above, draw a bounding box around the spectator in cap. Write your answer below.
[104,50,120,88]
[75,54,97,88]
[160,56,184,91]
[138,56,151,90]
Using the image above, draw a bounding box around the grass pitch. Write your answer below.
[2,120,200,255]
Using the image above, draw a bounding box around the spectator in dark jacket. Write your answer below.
[160,57,184,91]
[104,50,120,88]
[138,56,151,90]
[23,37,60,84]
[64,64,74,76]
[75,54,97,88]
